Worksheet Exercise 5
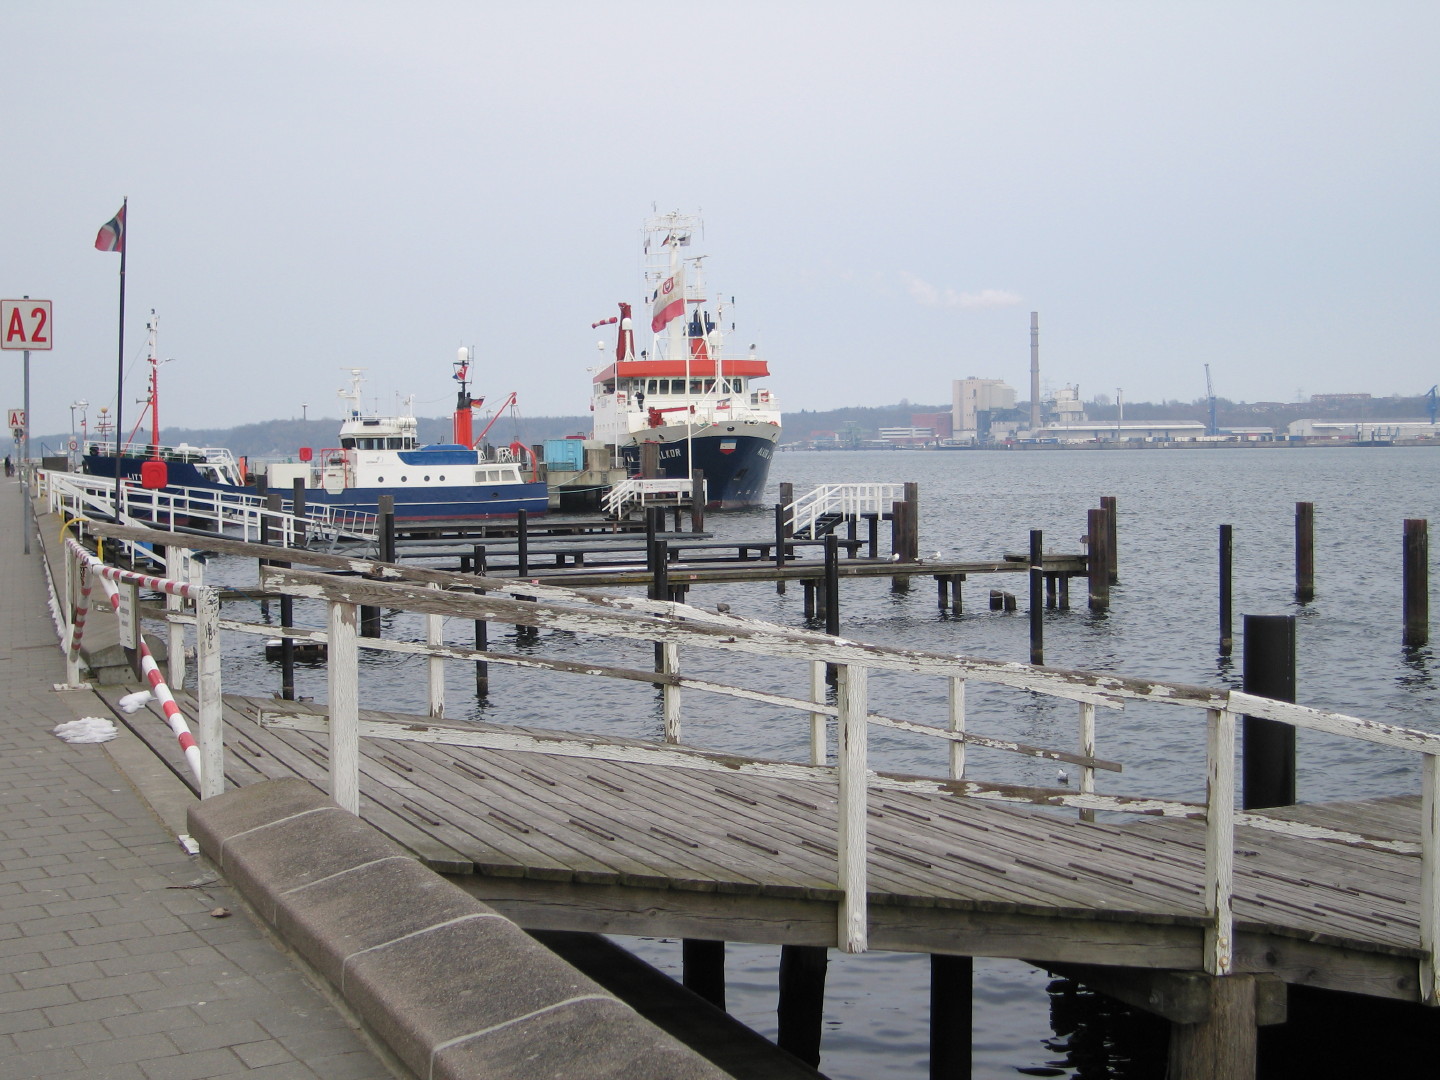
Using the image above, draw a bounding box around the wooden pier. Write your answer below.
[44,511,1440,1080]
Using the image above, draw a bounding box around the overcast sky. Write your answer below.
[4,1,1437,441]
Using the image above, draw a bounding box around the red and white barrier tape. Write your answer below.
[68,539,205,787]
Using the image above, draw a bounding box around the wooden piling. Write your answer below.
[640,441,660,478]
[930,954,973,1079]
[378,495,395,564]
[1101,495,1118,583]
[774,504,787,595]
[516,509,530,578]
[265,492,295,700]
[824,534,841,638]
[290,478,306,544]
[1166,974,1259,1080]
[1242,614,1297,810]
[681,939,725,1010]
[1295,501,1315,603]
[1404,519,1429,648]
[1029,530,1044,665]
[1087,508,1110,612]
[473,545,489,696]
[1219,524,1233,655]
[690,470,705,533]
[777,944,828,1068]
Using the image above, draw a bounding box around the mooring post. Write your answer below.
[930,954,973,1079]
[640,440,659,478]
[378,495,395,564]
[473,545,489,697]
[777,945,829,1068]
[1405,519,1429,648]
[774,504,787,594]
[803,579,816,619]
[1295,501,1315,602]
[1029,529,1044,664]
[1101,495,1118,583]
[515,508,529,578]
[257,494,273,620]
[689,469,705,533]
[1219,524,1234,655]
[824,534,841,637]
[290,478,307,545]
[681,939,725,1010]
[650,538,669,671]
[1087,508,1110,612]
[1167,974,1259,1080]
[1242,613,1297,809]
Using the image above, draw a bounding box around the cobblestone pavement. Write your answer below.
[0,479,397,1079]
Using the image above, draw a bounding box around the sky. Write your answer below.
[3,1,1437,442]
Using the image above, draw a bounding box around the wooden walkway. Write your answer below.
[92,686,1428,1006]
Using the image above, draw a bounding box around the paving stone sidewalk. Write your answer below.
[0,480,397,1080]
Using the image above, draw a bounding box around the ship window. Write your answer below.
[341,438,355,449]
[377,477,384,482]
[646,379,658,394]
[703,380,716,393]
[423,475,430,481]
[690,380,702,394]
[439,474,445,481]
[400,475,408,482]
[388,438,403,449]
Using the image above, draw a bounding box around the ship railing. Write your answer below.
[787,483,907,538]
[43,469,379,552]
[601,476,704,518]
[66,518,1440,1000]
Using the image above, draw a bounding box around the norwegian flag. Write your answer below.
[94,203,126,253]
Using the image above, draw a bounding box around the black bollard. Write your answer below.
[378,495,395,564]
[1242,614,1297,809]
[515,508,529,578]
[1101,495,1119,584]
[1404,519,1429,648]
[824,534,841,637]
[774,504,787,595]
[1029,529,1044,664]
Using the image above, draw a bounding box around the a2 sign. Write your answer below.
[2,299,53,351]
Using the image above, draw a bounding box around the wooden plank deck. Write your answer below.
[92,687,1429,1004]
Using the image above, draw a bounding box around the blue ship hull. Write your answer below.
[84,452,547,521]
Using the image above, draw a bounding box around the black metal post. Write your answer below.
[1219,524,1233,655]
[1404,519,1429,648]
[1029,529,1044,664]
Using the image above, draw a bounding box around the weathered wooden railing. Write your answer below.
[65,521,1440,1002]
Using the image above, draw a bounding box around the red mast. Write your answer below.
[452,346,483,447]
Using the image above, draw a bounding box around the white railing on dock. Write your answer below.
[42,469,379,548]
[601,475,704,518]
[61,521,1440,1001]
[787,483,906,538]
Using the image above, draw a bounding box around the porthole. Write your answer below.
[424,475,431,481]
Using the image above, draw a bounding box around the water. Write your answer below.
[207,446,1440,1078]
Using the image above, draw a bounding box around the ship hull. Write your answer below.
[620,427,776,508]
[85,453,547,521]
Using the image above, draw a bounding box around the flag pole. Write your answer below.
[112,197,127,517]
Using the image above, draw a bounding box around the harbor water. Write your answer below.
[208,445,1440,1078]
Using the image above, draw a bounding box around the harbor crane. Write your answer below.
[1204,364,1218,436]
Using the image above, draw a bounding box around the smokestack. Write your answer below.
[1030,312,1041,432]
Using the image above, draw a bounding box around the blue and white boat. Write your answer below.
[85,358,548,523]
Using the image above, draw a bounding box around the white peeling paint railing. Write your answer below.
[72,524,1440,997]
[787,483,906,539]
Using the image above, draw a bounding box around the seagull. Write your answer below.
[715,603,731,614]
[932,551,943,561]
[890,552,902,562]
[1057,768,1070,785]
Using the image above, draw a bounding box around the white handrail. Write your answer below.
[787,483,906,538]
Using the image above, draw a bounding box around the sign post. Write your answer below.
[3,298,53,555]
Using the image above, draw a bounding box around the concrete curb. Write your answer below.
[189,778,734,1080]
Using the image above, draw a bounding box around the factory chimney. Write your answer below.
[1029,312,1041,432]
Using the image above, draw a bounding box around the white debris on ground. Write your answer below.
[53,718,118,744]
[117,689,155,712]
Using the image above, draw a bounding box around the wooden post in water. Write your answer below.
[472,545,488,696]
[650,539,669,671]
[1101,495,1118,583]
[824,534,841,637]
[515,509,529,578]
[640,440,660,478]
[257,495,273,621]
[1405,519,1429,648]
[777,945,828,1068]
[689,470,705,533]
[1219,524,1234,655]
[378,495,395,564]
[681,940,725,1010]
[1029,530,1044,664]
[1166,974,1260,1080]
[1242,614,1297,810]
[930,954,973,1079]
[1087,508,1110,612]
[1295,501,1315,603]
[779,482,794,532]
[773,504,787,595]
